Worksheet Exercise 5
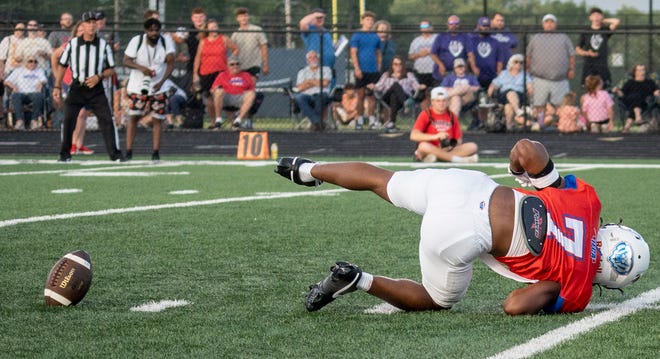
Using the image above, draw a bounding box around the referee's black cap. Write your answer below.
[81,11,98,22]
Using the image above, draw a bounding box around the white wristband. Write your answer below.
[529,167,560,189]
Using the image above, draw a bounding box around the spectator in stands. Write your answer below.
[556,91,585,133]
[350,11,382,130]
[94,11,120,53]
[0,22,26,126]
[4,56,48,130]
[333,83,359,126]
[15,20,52,75]
[613,64,660,133]
[294,50,332,132]
[163,79,186,129]
[123,18,175,161]
[430,15,470,84]
[374,20,396,73]
[490,12,518,63]
[411,87,478,163]
[468,17,504,89]
[409,20,437,110]
[193,19,239,128]
[48,12,74,49]
[526,14,575,127]
[441,58,480,119]
[576,7,620,89]
[368,55,426,133]
[299,8,335,71]
[580,74,613,133]
[487,54,533,130]
[171,7,207,93]
[231,7,269,80]
[210,55,255,130]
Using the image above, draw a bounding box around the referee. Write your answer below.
[53,11,124,162]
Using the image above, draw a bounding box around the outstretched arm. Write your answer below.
[502,280,561,315]
[311,162,394,203]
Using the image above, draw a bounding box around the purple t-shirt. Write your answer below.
[469,34,505,84]
[440,73,479,88]
[350,31,382,73]
[431,33,471,81]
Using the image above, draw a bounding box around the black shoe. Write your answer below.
[125,150,133,161]
[274,157,322,187]
[111,151,128,162]
[305,261,363,312]
[57,156,71,163]
[384,125,399,133]
[152,151,160,162]
[232,120,241,130]
[208,121,223,130]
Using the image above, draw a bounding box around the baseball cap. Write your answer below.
[448,16,460,25]
[477,17,491,27]
[81,11,97,22]
[542,14,557,23]
[453,58,466,68]
[420,21,431,29]
[310,8,326,15]
[430,87,448,100]
[95,11,106,20]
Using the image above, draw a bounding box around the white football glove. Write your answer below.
[508,166,533,187]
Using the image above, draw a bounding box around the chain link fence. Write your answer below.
[0,21,658,132]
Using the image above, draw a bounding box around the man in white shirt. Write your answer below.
[122,18,175,161]
[294,50,332,131]
[4,57,48,130]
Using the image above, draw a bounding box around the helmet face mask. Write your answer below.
[594,224,650,289]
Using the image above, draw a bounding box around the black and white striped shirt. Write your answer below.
[59,36,115,82]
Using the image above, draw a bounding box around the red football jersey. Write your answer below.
[412,109,462,147]
[496,176,602,313]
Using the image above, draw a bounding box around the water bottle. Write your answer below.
[479,92,487,106]
[141,75,152,95]
[270,143,279,160]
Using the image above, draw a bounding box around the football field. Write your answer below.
[0,155,658,358]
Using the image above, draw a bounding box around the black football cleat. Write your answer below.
[305,261,362,312]
[274,157,323,187]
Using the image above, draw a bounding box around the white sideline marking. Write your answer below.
[130,299,190,312]
[0,189,347,228]
[487,287,660,359]
[169,190,199,195]
[52,189,83,194]
[61,171,189,177]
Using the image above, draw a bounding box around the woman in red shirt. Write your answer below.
[410,87,479,163]
[192,19,239,120]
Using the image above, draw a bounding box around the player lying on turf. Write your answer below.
[274,139,650,315]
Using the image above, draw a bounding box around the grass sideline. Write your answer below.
[0,156,658,358]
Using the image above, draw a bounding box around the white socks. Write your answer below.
[357,272,373,291]
[298,162,317,182]
[215,117,223,124]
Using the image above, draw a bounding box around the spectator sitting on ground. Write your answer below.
[294,50,332,132]
[210,55,256,130]
[368,55,426,133]
[4,56,48,130]
[556,91,585,133]
[441,57,480,119]
[487,53,534,130]
[612,64,660,133]
[410,87,478,163]
[580,74,613,133]
[333,83,359,126]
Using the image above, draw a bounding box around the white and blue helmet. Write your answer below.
[594,224,650,289]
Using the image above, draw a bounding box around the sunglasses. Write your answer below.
[27,60,37,63]
[15,27,25,31]
[513,60,523,64]
[229,63,240,66]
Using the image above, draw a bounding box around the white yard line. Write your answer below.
[487,287,660,359]
[0,189,346,229]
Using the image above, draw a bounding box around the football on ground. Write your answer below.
[44,250,93,306]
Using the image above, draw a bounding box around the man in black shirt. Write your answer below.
[576,7,620,89]
[52,11,124,162]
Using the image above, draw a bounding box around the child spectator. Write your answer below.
[580,74,613,132]
[556,91,585,133]
[333,83,359,126]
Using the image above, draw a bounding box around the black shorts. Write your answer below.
[242,66,261,77]
[414,72,437,88]
[199,71,220,95]
[497,90,527,105]
[356,72,380,89]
